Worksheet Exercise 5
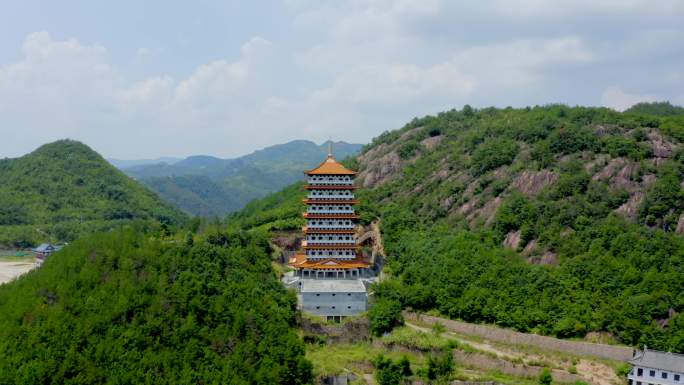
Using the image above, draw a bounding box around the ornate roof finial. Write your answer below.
[328,140,333,158]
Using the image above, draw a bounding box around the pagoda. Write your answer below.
[290,146,370,279]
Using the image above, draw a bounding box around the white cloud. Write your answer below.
[1,0,683,158]
[601,87,658,111]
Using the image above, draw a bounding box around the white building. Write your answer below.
[628,347,684,385]
[300,279,368,322]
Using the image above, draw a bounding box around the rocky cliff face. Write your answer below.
[351,105,684,254]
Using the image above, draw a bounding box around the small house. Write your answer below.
[33,243,62,259]
[628,347,684,385]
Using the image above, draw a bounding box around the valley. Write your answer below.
[114,140,362,217]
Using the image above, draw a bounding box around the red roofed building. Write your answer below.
[289,146,371,279]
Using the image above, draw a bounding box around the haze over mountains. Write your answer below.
[113,140,363,217]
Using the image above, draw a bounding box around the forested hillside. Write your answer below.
[0,226,312,384]
[0,140,186,247]
[233,102,684,352]
[120,140,362,217]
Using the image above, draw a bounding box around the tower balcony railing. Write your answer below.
[307,208,355,213]
[304,213,360,219]
[305,256,357,261]
[303,226,356,233]
[306,195,356,200]
[304,184,357,191]
[304,199,358,204]
[302,242,361,249]
[305,240,356,245]
[307,181,354,186]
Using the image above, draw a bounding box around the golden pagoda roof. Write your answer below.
[289,253,370,270]
[305,155,357,176]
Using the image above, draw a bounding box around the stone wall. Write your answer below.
[299,316,370,344]
[406,312,634,362]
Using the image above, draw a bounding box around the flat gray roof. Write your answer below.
[301,279,367,293]
[629,348,684,373]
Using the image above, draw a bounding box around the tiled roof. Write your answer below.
[34,243,55,252]
[300,279,367,293]
[305,155,357,175]
[629,348,684,373]
[289,253,370,270]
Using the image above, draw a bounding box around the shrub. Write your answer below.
[375,355,410,385]
[398,141,420,160]
[471,138,519,175]
[639,171,684,227]
[549,126,598,154]
[603,136,651,159]
[552,172,591,198]
[369,299,404,336]
[538,368,553,385]
[426,352,454,380]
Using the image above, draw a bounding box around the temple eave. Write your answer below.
[305,185,357,190]
[303,199,359,204]
[289,255,369,270]
[303,213,360,219]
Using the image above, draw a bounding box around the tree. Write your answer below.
[374,355,405,385]
[369,299,404,336]
[426,352,454,380]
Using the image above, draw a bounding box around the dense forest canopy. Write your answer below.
[0,140,187,247]
[232,103,684,352]
[0,226,312,384]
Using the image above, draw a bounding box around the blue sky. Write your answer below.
[1,0,683,159]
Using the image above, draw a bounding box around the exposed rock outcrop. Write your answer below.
[357,149,402,188]
[677,213,684,234]
[503,230,521,250]
[421,134,444,150]
[510,170,557,197]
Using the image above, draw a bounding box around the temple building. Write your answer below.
[289,148,371,280]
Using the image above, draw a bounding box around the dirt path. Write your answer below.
[405,321,623,385]
[0,259,39,285]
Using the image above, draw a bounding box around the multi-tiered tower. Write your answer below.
[290,148,369,279]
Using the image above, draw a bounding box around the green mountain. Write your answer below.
[232,103,684,352]
[625,101,684,116]
[107,157,182,169]
[118,140,362,217]
[0,226,312,384]
[0,140,186,247]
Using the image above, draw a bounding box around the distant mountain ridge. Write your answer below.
[116,140,363,217]
[107,157,181,169]
[0,140,186,247]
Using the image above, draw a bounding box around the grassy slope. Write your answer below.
[0,140,186,247]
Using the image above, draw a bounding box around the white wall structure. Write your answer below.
[628,348,684,385]
[300,279,368,321]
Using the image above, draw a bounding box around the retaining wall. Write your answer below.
[405,312,634,361]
